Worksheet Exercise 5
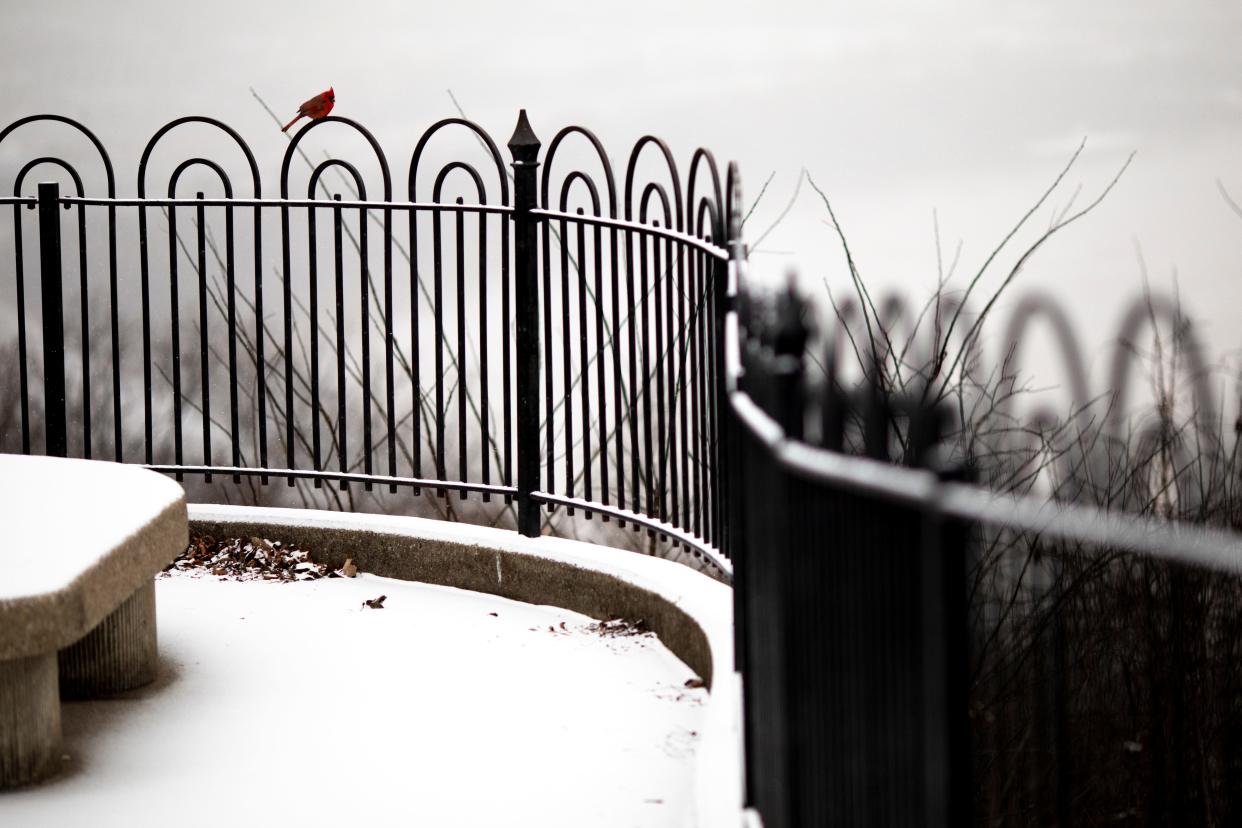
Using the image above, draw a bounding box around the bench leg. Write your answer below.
[0,652,61,788]
[58,580,158,699]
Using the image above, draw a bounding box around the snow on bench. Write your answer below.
[0,455,186,788]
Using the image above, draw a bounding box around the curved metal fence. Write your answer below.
[0,110,734,576]
[727,231,1242,825]
[8,106,1242,826]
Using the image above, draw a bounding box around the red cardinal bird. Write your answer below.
[281,87,335,133]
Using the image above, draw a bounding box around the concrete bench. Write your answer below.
[0,454,186,788]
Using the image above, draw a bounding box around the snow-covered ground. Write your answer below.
[0,571,708,827]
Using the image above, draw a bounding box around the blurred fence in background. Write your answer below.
[730,254,1242,825]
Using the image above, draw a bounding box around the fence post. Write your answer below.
[38,181,67,458]
[509,110,542,537]
[770,280,809,439]
[719,166,745,553]
[921,460,975,827]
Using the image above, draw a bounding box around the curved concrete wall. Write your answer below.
[188,504,744,826]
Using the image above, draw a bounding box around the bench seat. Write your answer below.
[0,454,186,788]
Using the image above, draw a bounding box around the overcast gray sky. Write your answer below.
[3,0,1242,400]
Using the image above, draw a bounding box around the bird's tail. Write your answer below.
[281,114,303,133]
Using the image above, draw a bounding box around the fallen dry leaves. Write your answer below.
[165,533,353,582]
[586,617,651,638]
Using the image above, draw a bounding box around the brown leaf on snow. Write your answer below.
[363,595,387,609]
[684,677,706,689]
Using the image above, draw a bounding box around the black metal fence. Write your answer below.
[729,254,1242,824]
[0,110,732,574]
[6,109,1242,826]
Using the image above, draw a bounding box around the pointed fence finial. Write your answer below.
[772,273,811,359]
[726,161,744,247]
[769,273,811,438]
[508,109,540,161]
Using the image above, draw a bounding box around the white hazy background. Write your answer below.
[3,0,1241,412]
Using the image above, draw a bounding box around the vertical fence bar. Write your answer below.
[107,201,121,462]
[333,195,348,491]
[433,198,446,492]
[710,244,731,546]
[593,219,608,517]
[920,466,975,827]
[626,226,641,520]
[653,226,666,521]
[640,230,654,524]
[308,199,322,486]
[609,224,625,518]
[168,198,184,479]
[195,192,211,481]
[14,200,30,454]
[561,214,574,512]
[74,199,90,459]
[224,200,238,481]
[253,198,266,483]
[1053,576,1072,827]
[541,186,555,504]
[37,182,67,458]
[509,110,542,537]
[666,237,679,528]
[576,209,591,514]
[408,203,422,492]
[138,196,154,463]
[669,239,682,530]
[501,204,513,500]
[455,197,467,498]
[478,204,491,502]
[358,200,372,491]
[677,245,689,532]
[692,245,705,538]
[383,201,396,493]
[280,196,294,483]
